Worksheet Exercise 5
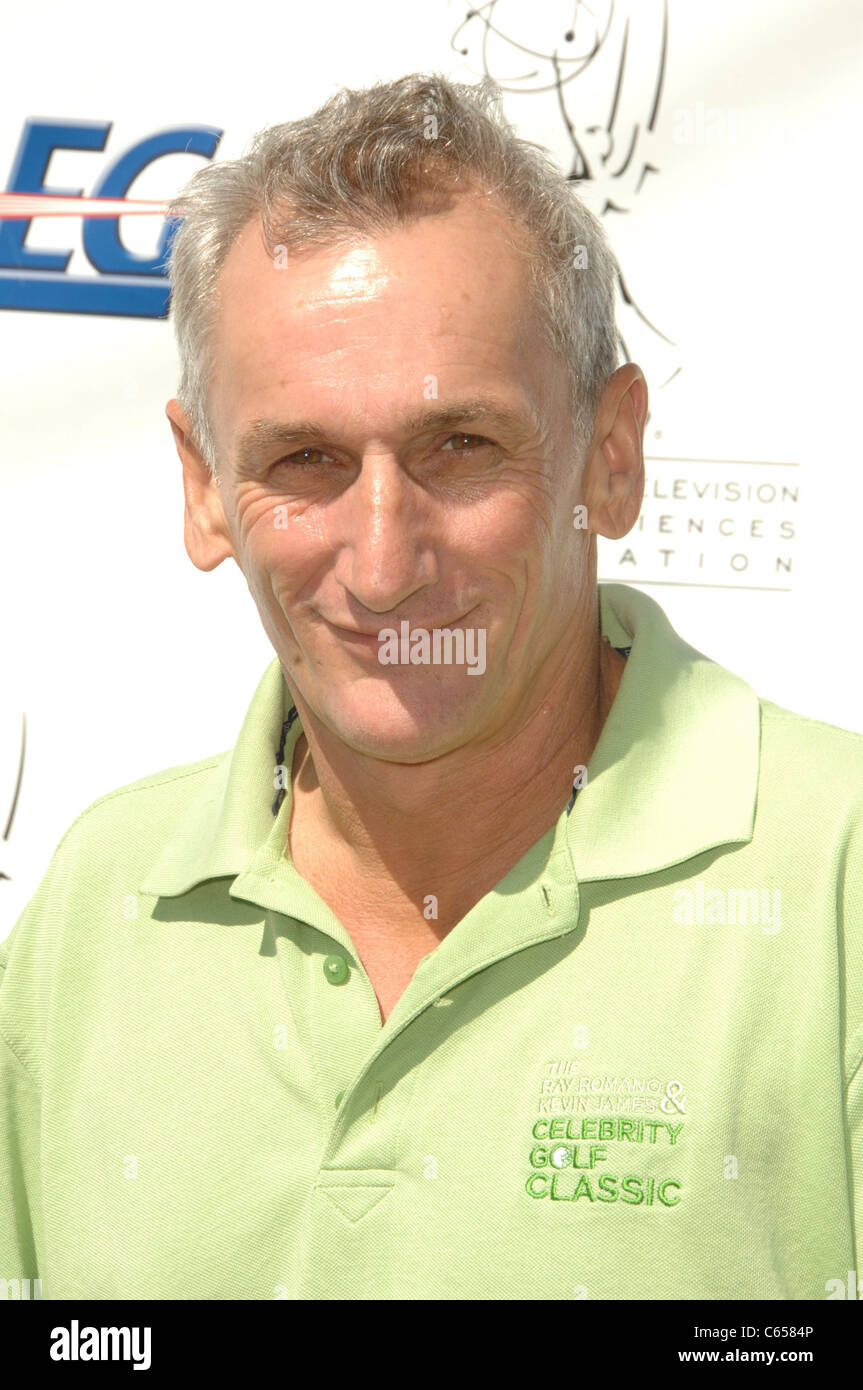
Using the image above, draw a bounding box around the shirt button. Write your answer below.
[323,953,350,985]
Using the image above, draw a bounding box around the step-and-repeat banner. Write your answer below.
[2,0,861,933]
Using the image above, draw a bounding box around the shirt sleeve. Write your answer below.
[847,1062,863,1298]
[841,795,863,1297]
[0,935,42,1287]
[0,819,82,1293]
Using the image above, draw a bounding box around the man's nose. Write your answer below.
[331,451,437,613]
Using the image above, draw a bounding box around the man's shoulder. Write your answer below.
[759,695,863,769]
[756,694,863,823]
[62,749,231,843]
[0,747,236,1075]
[4,748,232,946]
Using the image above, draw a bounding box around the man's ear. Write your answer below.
[165,399,235,572]
[582,364,648,541]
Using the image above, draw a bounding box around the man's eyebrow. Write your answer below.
[234,397,538,468]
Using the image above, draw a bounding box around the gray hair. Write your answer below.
[165,71,621,475]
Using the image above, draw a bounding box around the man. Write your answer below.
[1,72,862,1302]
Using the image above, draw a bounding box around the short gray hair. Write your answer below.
[166,71,621,474]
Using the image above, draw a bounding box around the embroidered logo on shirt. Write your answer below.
[525,1062,686,1206]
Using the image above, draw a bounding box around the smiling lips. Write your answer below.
[328,615,470,638]
[331,624,380,640]
[329,622,466,642]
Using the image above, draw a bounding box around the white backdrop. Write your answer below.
[2,0,862,935]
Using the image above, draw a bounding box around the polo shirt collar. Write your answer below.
[137,583,759,899]
[570,583,759,882]
[137,658,296,899]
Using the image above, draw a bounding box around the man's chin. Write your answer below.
[309,690,483,760]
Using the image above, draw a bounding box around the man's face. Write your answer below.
[202,194,595,760]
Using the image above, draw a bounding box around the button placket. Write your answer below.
[317,1059,421,1223]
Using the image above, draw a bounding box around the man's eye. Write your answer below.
[277,447,333,467]
[440,432,492,453]
[272,435,492,469]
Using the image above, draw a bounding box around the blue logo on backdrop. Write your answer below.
[0,119,222,317]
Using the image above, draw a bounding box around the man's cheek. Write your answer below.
[230,482,282,526]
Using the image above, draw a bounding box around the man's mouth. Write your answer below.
[327,622,381,642]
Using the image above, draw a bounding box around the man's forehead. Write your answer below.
[216,194,532,305]
[205,197,560,457]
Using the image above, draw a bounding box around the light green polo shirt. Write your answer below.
[2,582,862,1301]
